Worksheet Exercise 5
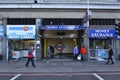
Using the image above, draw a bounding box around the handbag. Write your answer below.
[77,54,81,60]
[28,53,34,58]
[28,49,34,58]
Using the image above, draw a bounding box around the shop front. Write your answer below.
[88,28,116,61]
[6,25,36,60]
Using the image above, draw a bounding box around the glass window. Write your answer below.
[8,39,35,51]
[7,18,36,25]
[8,40,21,51]
[89,39,111,49]
[22,40,35,50]
[90,19,115,25]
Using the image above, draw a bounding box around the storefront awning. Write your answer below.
[88,28,116,38]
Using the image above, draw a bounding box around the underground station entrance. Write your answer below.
[40,19,86,59]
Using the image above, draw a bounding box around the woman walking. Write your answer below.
[80,45,87,61]
[25,46,36,67]
[73,45,78,61]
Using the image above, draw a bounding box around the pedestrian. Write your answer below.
[50,45,54,58]
[80,45,87,61]
[73,45,78,61]
[8,47,13,64]
[106,45,114,64]
[46,46,51,63]
[25,46,36,67]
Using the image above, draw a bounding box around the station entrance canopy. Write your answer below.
[39,25,87,30]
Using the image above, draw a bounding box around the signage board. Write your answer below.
[7,25,35,39]
[39,25,87,30]
[88,28,116,38]
[98,50,107,58]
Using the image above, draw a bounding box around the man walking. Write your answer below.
[106,45,114,64]
[46,46,52,62]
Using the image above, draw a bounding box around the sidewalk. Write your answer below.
[0,59,120,73]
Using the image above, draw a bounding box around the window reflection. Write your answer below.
[89,38,111,49]
[8,39,35,51]
[9,40,21,51]
[22,40,34,50]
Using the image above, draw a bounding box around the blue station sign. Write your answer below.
[88,28,116,38]
[39,25,87,30]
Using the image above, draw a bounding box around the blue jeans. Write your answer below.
[81,54,85,61]
[46,57,50,62]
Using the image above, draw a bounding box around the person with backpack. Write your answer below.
[25,46,36,67]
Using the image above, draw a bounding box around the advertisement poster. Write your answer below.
[97,49,108,61]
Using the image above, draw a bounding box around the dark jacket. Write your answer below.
[108,48,114,56]
[46,47,51,58]
[50,46,54,53]
[8,48,13,58]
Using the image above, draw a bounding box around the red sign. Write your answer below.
[24,26,28,31]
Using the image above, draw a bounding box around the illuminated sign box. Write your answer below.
[88,28,116,38]
[7,25,35,39]
[39,25,87,30]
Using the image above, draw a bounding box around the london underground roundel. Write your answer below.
[24,26,28,31]
[55,42,65,51]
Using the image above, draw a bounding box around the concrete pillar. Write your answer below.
[36,19,42,61]
[116,39,120,60]
[2,18,7,60]
[0,18,7,60]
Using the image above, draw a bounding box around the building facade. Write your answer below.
[0,0,120,61]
